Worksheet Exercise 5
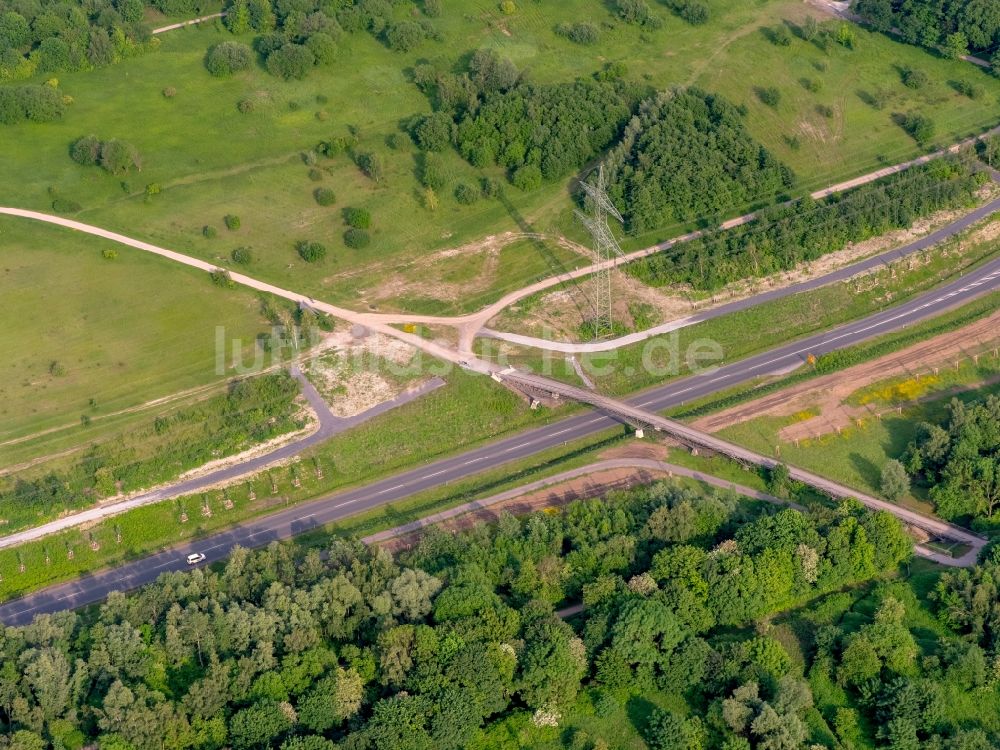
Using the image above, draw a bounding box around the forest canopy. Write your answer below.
[626,155,984,290]
[602,88,796,234]
[0,479,921,750]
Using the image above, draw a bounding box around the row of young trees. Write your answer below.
[602,87,795,234]
[0,371,302,532]
[0,476,919,749]
[0,0,156,80]
[626,155,985,290]
[853,0,1000,62]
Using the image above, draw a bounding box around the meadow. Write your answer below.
[0,215,281,460]
[0,0,997,315]
[717,369,1000,510]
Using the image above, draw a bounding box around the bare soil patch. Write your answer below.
[691,309,1000,440]
[302,331,426,417]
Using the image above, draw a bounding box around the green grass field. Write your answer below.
[0,215,281,463]
[717,373,1000,511]
[1,0,997,315]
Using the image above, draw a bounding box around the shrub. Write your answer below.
[344,207,371,229]
[70,135,101,166]
[205,42,252,77]
[297,241,327,262]
[677,0,709,25]
[770,25,792,46]
[356,152,384,182]
[419,152,446,189]
[880,459,910,501]
[210,268,236,288]
[511,164,542,191]
[343,228,370,248]
[481,176,503,198]
[52,198,81,213]
[900,112,935,144]
[306,33,337,67]
[816,104,835,118]
[952,80,983,99]
[384,21,425,52]
[901,67,929,89]
[413,112,453,151]
[615,0,660,27]
[308,168,323,181]
[266,44,315,80]
[203,225,218,239]
[99,140,141,174]
[101,248,118,260]
[757,86,781,107]
[454,181,480,205]
[314,187,336,206]
[162,87,177,98]
[555,21,600,45]
[499,0,516,14]
[231,247,252,265]
[0,85,64,125]
[225,214,241,230]
[423,0,442,17]
[386,133,405,150]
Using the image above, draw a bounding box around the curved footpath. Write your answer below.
[482,191,1000,353]
[1,256,998,624]
[0,374,446,551]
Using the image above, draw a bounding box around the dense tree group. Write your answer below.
[627,155,984,290]
[224,0,443,80]
[0,82,63,123]
[0,0,155,80]
[0,475,921,749]
[854,0,1000,61]
[69,135,142,174]
[448,67,638,186]
[904,394,1000,523]
[603,88,795,233]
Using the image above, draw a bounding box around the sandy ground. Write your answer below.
[322,232,593,311]
[493,202,999,340]
[691,309,1000,440]
[379,443,679,552]
[302,330,427,417]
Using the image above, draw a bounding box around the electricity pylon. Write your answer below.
[575,165,625,340]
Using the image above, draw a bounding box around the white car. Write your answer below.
[185,552,206,565]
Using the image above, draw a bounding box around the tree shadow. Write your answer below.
[626,695,658,737]
[498,192,596,324]
[848,452,881,490]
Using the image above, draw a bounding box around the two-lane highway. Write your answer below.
[1,255,998,625]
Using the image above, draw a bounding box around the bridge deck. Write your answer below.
[501,370,986,565]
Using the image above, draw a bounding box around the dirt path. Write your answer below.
[151,12,224,33]
[691,309,1000,437]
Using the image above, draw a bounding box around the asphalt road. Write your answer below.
[0,374,447,551]
[1,256,998,625]
[484,190,1000,353]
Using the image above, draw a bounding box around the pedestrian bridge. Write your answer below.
[497,369,985,566]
